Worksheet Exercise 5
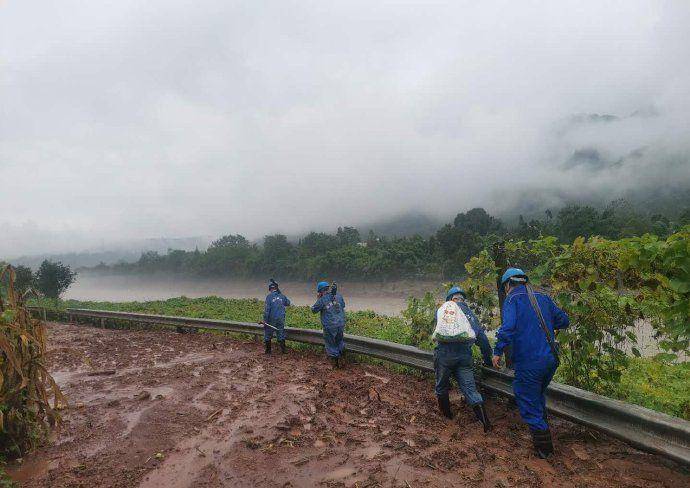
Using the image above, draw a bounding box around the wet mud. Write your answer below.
[8,323,688,487]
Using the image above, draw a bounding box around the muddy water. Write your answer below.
[65,274,440,316]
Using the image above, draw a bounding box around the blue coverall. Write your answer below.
[263,290,291,342]
[311,293,346,358]
[434,301,493,405]
[493,285,569,431]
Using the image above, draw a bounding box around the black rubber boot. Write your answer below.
[279,340,286,354]
[472,403,492,432]
[264,341,271,355]
[531,429,554,459]
[330,356,340,369]
[437,394,453,419]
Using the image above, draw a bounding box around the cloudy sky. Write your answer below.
[2,0,689,257]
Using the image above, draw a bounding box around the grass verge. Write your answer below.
[32,296,689,420]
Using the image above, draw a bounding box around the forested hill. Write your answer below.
[74,199,690,281]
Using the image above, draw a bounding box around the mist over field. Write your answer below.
[2,1,690,257]
[64,274,434,316]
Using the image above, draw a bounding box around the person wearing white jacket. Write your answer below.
[433,286,493,432]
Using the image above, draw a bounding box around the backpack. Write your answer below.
[433,301,476,342]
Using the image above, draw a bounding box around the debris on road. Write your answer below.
[7,322,689,488]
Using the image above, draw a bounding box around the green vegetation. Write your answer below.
[454,229,689,399]
[80,200,690,280]
[40,296,413,347]
[0,469,15,488]
[0,260,76,300]
[617,358,690,420]
[36,282,689,420]
[34,261,76,299]
[0,266,65,459]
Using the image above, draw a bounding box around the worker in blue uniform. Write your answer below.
[492,268,569,458]
[262,279,291,354]
[311,281,346,368]
[434,286,493,432]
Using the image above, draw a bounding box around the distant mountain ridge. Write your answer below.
[8,236,212,269]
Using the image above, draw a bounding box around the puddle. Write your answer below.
[140,371,314,488]
[324,466,358,480]
[139,412,244,488]
[359,444,383,459]
[7,458,57,484]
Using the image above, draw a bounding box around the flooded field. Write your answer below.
[65,274,440,316]
[65,274,680,359]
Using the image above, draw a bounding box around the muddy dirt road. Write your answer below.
[8,324,688,487]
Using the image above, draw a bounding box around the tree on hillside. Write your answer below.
[35,260,76,299]
[138,251,163,270]
[210,234,250,249]
[260,234,295,275]
[433,224,481,277]
[203,234,255,276]
[557,205,602,242]
[336,226,361,246]
[299,232,339,257]
[13,265,34,294]
[454,208,503,235]
[600,199,651,239]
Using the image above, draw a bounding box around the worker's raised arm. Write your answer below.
[311,296,324,313]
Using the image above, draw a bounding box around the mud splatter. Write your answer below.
[7,323,688,487]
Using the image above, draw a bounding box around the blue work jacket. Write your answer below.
[263,291,291,323]
[311,293,346,328]
[493,285,569,370]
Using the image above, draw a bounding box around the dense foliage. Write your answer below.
[34,260,77,299]
[455,229,689,398]
[1,261,76,301]
[0,266,65,458]
[81,201,690,280]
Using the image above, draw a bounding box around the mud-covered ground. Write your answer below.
[8,324,689,487]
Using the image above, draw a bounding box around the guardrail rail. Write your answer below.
[31,306,690,466]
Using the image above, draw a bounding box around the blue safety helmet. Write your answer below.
[446,286,467,301]
[268,279,279,291]
[316,281,330,292]
[501,268,529,285]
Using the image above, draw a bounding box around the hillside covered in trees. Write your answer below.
[83,200,690,280]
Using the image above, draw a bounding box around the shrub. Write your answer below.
[35,260,76,299]
[0,266,65,457]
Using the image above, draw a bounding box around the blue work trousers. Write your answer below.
[513,361,557,431]
[434,341,483,406]
[323,324,345,358]
[263,319,286,342]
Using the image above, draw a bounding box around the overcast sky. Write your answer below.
[2,1,689,257]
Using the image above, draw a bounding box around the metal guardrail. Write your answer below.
[33,307,690,466]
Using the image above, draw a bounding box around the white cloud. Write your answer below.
[1,0,689,256]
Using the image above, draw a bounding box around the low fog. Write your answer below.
[2,1,689,257]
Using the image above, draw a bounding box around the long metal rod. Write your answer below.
[31,306,690,466]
